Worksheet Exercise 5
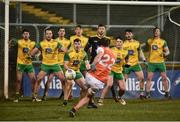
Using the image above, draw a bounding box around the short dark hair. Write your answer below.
[58,27,65,31]
[75,25,82,29]
[153,27,161,33]
[98,24,106,28]
[116,36,123,40]
[22,29,30,34]
[125,29,133,33]
[44,28,53,33]
[98,38,109,47]
[74,38,81,43]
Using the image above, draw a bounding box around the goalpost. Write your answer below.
[3,0,180,99]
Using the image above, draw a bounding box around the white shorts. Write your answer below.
[85,73,104,90]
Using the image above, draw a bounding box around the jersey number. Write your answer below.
[99,54,115,70]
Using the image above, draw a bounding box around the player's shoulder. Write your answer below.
[123,49,128,55]
[30,40,36,45]
[123,40,128,44]
[39,39,47,45]
[88,35,98,40]
[123,40,129,46]
[104,36,111,40]
[134,39,141,44]
[81,35,88,39]
[159,38,166,42]
[70,35,76,40]
[18,39,24,43]
[147,38,153,42]
[89,35,97,38]
[52,39,59,44]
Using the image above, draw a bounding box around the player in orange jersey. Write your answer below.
[69,39,116,117]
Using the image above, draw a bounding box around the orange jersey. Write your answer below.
[89,47,116,83]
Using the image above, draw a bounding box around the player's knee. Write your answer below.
[16,79,21,83]
[30,76,36,81]
[120,87,126,91]
[107,84,113,89]
[138,76,144,82]
[147,76,152,82]
[37,74,44,81]
[162,75,167,82]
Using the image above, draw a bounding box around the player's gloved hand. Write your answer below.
[143,60,148,66]
[124,64,130,68]
[90,64,96,71]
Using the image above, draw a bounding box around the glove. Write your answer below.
[124,64,130,68]
[90,64,96,71]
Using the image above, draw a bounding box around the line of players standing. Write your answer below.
[10,24,170,109]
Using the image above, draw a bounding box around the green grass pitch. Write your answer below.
[1,98,180,121]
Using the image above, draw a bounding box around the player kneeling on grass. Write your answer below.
[69,39,116,117]
[63,38,91,106]
[98,36,129,106]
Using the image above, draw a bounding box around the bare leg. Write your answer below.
[135,71,145,99]
[33,71,47,98]
[146,72,154,98]
[42,73,54,100]
[28,72,36,96]
[14,70,23,102]
[55,71,66,98]
[98,76,113,106]
[69,88,94,117]
[161,72,170,98]
[63,79,73,105]
[117,79,126,105]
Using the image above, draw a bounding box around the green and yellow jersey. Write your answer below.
[55,37,71,65]
[123,40,141,66]
[111,47,128,73]
[147,38,168,63]
[36,39,62,65]
[64,49,88,71]
[16,39,36,65]
[69,35,88,50]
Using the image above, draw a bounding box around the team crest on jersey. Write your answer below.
[73,60,80,66]
[128,50,134,55]
[115,58,121,63]
[23,48,29,53]
[45,48,52,53]
[152,45,158,50]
